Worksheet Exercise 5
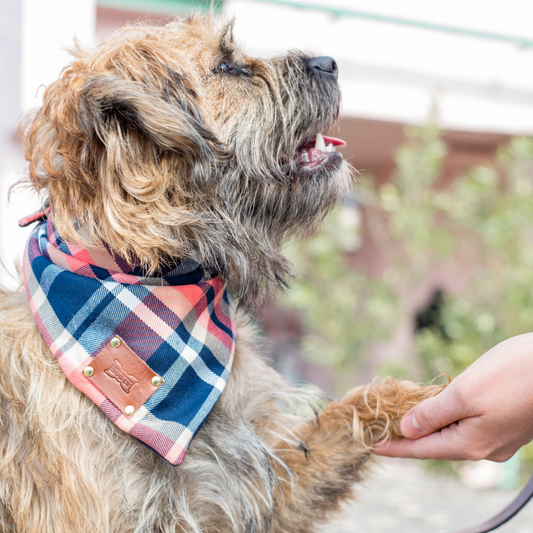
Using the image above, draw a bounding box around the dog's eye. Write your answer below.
[215,62,252,77]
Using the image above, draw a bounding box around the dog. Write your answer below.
[0,14,444,533]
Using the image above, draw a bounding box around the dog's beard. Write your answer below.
[239,113,350,239]
[216,150,352,310]
[236,158,350,236]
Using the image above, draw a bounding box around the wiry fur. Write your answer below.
[2,14,445,533]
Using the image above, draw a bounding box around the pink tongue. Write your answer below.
[322,135,346,147]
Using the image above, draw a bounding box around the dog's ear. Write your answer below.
[79,75,227,190]
[219,19,236,57]
[21,55,229,272]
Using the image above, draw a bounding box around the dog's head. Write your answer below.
[22,15,353,307]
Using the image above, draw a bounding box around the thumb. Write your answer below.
[400,386,464,439]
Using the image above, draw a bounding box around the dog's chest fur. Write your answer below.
[0,289,359,533]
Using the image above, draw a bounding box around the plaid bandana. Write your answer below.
[23,217,236,466]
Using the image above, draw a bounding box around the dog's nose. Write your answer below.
[306,56,338,80]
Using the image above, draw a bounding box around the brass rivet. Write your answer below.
[124,405,135,417]
[83,366,94,377]
[151,376,163,388]
[110,337,121,348]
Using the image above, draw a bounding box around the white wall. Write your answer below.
[0,0,96,288]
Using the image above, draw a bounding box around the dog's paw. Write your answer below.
[341,378,447,445]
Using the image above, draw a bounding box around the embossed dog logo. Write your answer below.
[104,360,138,394]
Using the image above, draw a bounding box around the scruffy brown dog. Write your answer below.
[0,15,444,533]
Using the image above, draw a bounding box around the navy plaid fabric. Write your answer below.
[24,218,237,465]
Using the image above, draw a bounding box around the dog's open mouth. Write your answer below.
[295,133,346,171]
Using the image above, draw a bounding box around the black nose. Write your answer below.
[305,56,338,80]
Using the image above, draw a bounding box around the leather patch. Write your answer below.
[85,336,163,416]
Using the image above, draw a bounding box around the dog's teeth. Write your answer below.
[314,133,326,152]
[326,143,335,153]
[301,151,309,162]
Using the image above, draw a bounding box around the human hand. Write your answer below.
[373,333,533,462]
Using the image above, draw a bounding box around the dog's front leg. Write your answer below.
[271,379,445,532]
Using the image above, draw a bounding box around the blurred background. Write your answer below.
[2,1,533,531]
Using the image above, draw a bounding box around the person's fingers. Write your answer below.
[373,423,471,460]
[400,383,468,439]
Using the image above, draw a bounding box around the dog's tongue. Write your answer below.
[322,135,346,147]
